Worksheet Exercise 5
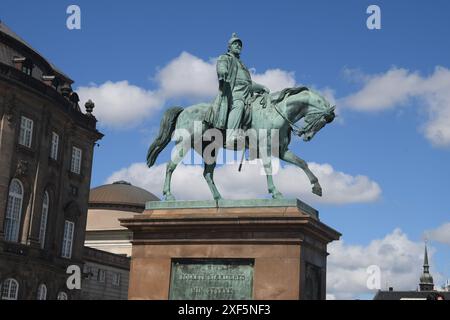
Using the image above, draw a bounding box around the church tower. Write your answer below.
[419,243,434,292]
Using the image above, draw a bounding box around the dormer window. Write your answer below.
[13,57,33,76]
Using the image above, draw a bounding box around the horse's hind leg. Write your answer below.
[203,162,222,201]
[202,144,222,201]
[280,149,322,197]
[163,140,189,201]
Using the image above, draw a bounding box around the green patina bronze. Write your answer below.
[146,198,319,219]
[146,34,335,201]
[169,259,254,300]
[205,33,269,147]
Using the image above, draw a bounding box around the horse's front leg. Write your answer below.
[261,153,283,199]
[280,150,322,197]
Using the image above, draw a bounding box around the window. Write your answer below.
[57,292,68,300]
[4,179,24,242]
[39,191,49,249]
[89,267,98,280]
[61,221,74,258]
[70,185,78,197]
[50,132,59,160]
[70,147,82,174]
[1,279,19,300]
[112,272,121,286]
[98,269,106,283]
[19,116,33,148]
[36,284,47,300]
[13,57,33,75]
[22,64,32,76]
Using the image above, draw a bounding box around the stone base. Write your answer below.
[120,199,341,300]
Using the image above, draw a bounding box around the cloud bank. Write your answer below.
[327,229,442,299]
[341,66,450,147]
[105,160,381,205]
[424,222,450,246]
[78,52,297,129]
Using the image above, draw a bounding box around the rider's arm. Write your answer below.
[251,82,270,94]
[217,55,230,82]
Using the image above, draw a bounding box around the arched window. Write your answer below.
[4,179,24,242]
[39,191,49,249]
[36,284,47,300]
[1,278,19,300]
[57,292,68,300]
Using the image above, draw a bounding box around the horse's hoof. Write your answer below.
[272,192,284,200]
[213,194,223,201]
[164,194,176,201]
[312,184,322,197]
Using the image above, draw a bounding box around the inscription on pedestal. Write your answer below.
[169,259,254,300]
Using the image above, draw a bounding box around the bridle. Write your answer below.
[259,90,307,137]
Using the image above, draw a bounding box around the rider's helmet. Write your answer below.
[228,33,242,48]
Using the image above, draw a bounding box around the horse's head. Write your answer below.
[300,90,335,142]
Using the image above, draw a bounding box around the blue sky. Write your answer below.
[2,0,449,299]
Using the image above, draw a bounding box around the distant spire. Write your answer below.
[419,242,434,291]
[423,242,429,269]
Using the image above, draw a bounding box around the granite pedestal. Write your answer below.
[120,199,341,300]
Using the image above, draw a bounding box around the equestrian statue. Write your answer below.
[146,33,336,201]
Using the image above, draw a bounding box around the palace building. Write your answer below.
[0,20,103,300]
[81,181,158,299]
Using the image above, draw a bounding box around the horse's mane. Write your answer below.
[269,86,335,134]
[270,86,309,105]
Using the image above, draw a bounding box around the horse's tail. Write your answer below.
[146,106,184,168]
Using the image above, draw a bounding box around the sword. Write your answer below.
[238,149,246,172]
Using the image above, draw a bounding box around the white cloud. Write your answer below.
[279,162,381,205]
[251,69,296,93]
[342,68,421,111]
[78,52,300,128]
[155,51,218,101]
[105,159,381,205]
[155,52,298,99]
[340,66,450,147]
[77,81,162,129]
[424,222,450,245]
[327,229,442,299]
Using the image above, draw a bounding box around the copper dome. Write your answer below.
[89,181,159,212]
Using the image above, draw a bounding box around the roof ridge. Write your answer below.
[0,19,72,82]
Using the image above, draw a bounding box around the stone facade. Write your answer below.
[81,247,130,300]
[0,21,102,300]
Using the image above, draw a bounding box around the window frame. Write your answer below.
[61,220,75,259]
[98,269,106,283]
[38,191,49,249]
[50,132,59,160]
[19,116,33,148]
[57,291,68,300]
[70,146,82,174]
[112,272,121,287]
[1,278,19,300]
[36,283,47,300]
[4,179,24,242]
